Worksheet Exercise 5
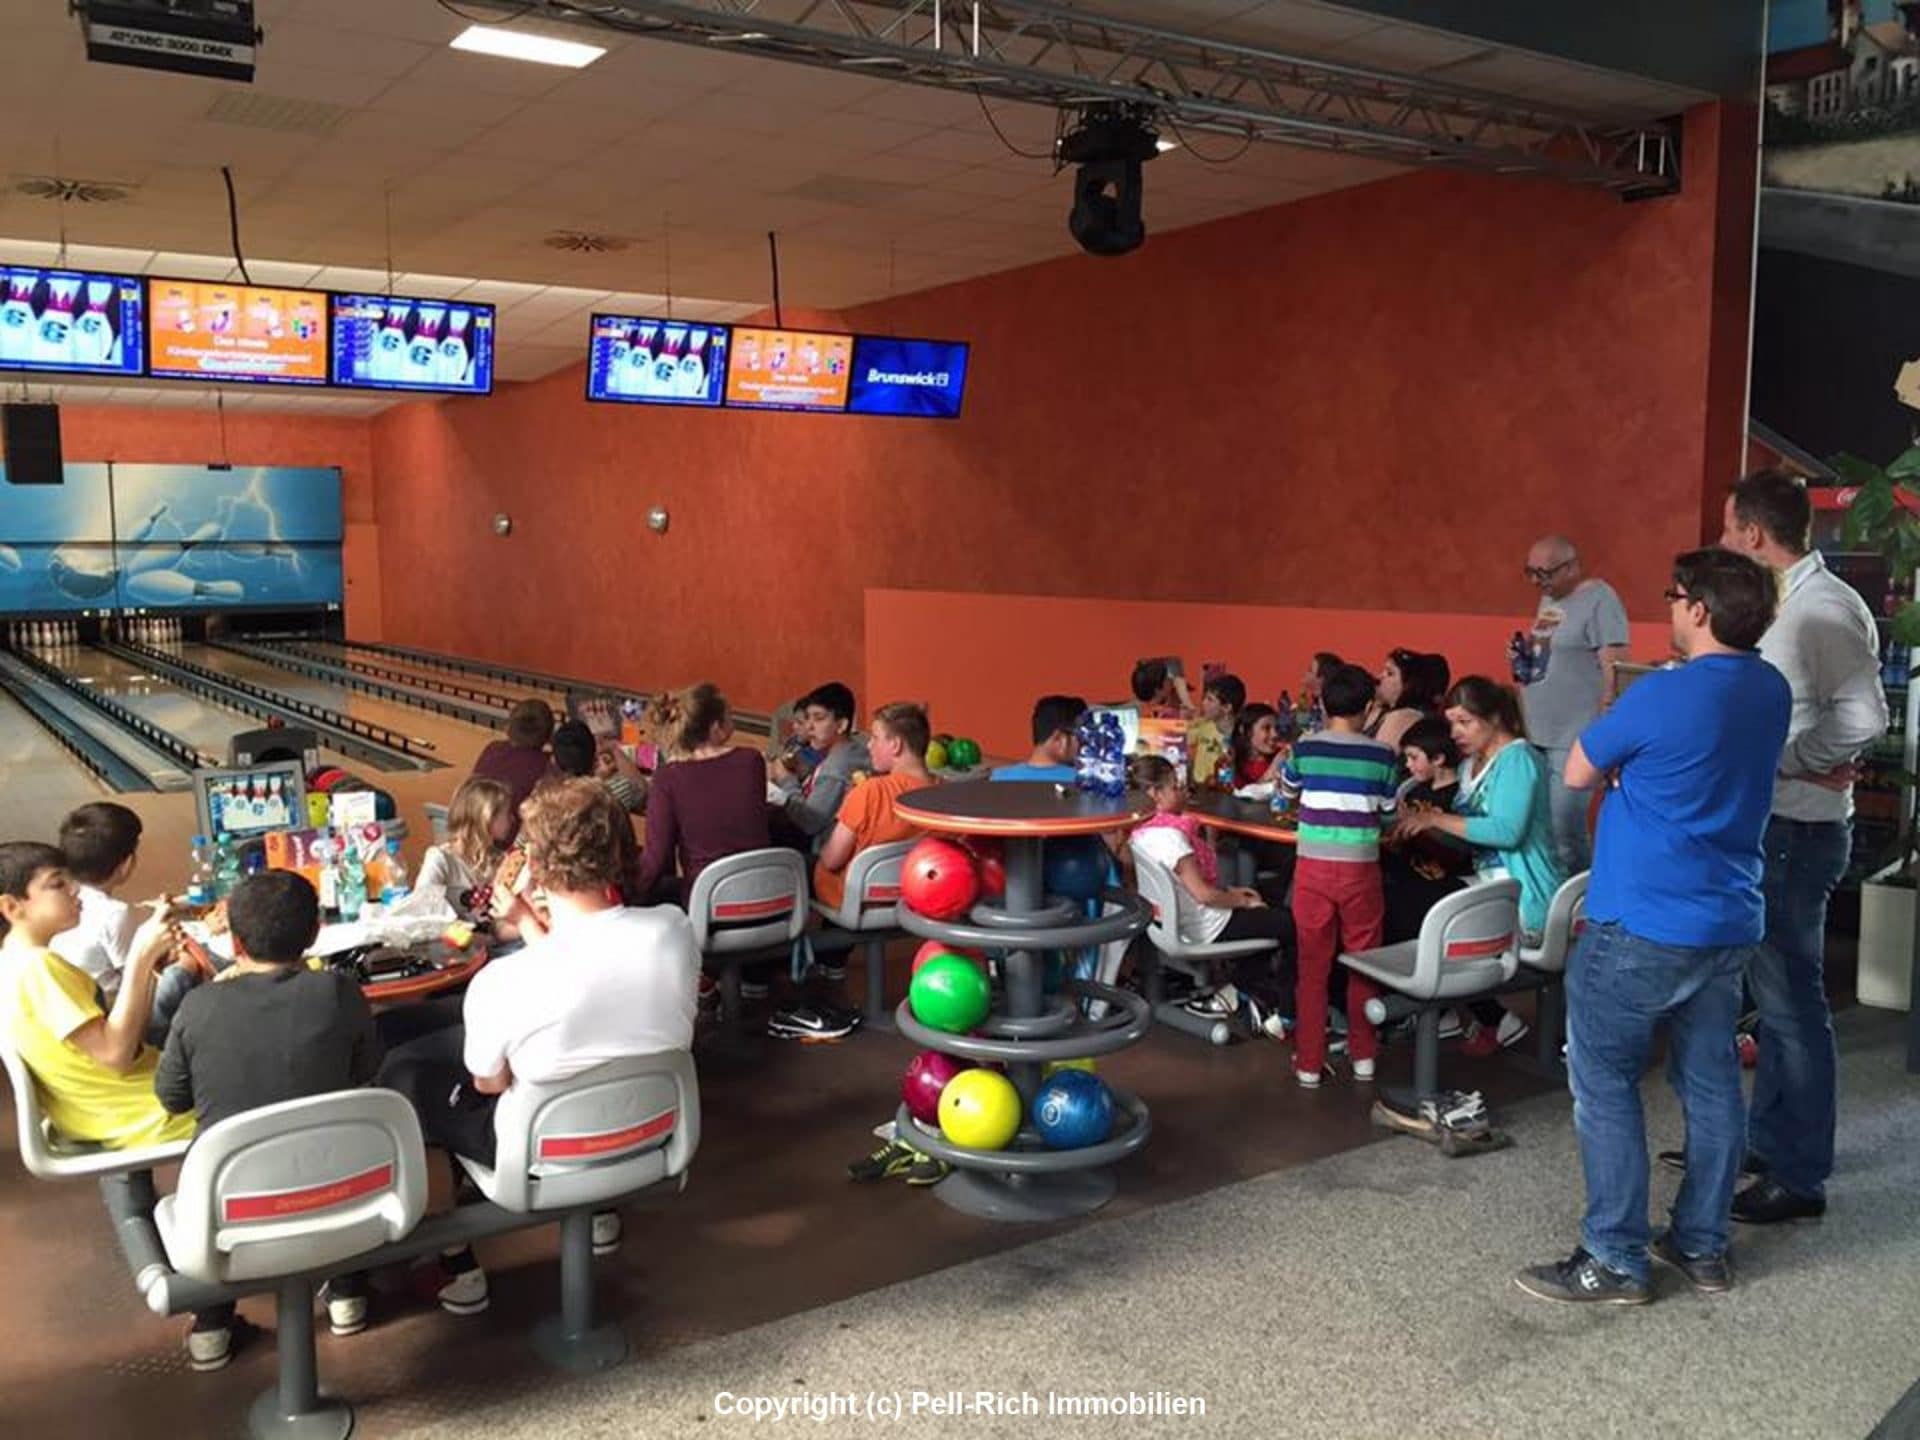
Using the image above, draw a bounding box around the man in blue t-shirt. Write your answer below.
[989,694,1087,783]
[1515,549,1790,1308]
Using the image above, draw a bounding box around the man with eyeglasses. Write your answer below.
[1714,469,1888,1226]
[1517,535,1630,873]
[1516,549,1789,1305]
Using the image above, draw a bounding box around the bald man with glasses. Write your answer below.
[1517,536,1630,873]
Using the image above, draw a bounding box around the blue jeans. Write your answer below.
[1540,745,1592,875]
[1566,922,1748,1281]
[1747,816,1849,1199]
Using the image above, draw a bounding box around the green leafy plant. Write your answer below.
[1839,444,1920,646]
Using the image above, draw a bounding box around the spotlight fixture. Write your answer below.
[1058,104,1164,258]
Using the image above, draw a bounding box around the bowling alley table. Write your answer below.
[891,780,1156,1222]
[1186,790,1297,887]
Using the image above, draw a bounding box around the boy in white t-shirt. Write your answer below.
[380,778,700,1315]
[53,803,200,1041]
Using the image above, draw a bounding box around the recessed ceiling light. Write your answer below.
[449,24,607,68]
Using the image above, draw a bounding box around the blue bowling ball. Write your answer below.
[1043,836,1107,903]
[1032,1069,1115,1150]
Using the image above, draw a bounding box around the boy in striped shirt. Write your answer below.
[1279,664,1400,1087]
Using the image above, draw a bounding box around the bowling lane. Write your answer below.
[175,643,499,766]
[0,689,112,835]
[300,641,566,709]
[50,644,306,765]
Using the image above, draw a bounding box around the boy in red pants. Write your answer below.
[1279,664,1399,1087]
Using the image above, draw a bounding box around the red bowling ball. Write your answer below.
[900,837,980,920]
[901,1049,971,1125]
[912,939,985,976]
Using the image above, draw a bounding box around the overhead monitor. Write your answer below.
[331,294,495,394]
[846,335,970,419]
[585,315,729,406]
[723,327,853,412]
[193,761,306,844]
[0,264,145,377]
[147,278,327,385]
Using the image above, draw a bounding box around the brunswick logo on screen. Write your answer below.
[846,336,969,419]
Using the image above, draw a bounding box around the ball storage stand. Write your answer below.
[893,823,1153,1222]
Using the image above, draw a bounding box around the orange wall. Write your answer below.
[868,589,1672,755]
[370,103,1747,724]
[56,405,382,636]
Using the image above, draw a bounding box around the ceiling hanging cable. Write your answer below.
[220,166,253,285]
[974,88,1055,162]
[1165,118,1255,166]
[383,182,397,293]
[767,231,783,329]
[662,212,674,320]
[435,0,537,23]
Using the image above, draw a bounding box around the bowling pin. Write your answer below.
[0,543,19,573]
[33,278,79,365]
[373,304,409,384]
[678,329,709,398]
[407,306,443,384]
[439,309,472,386]
[72,280,117,367]
[125,570,242,604]
[0,273,36,363]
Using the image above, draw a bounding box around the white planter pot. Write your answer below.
[1858,864,1914,1012]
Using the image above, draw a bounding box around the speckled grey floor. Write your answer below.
[399,1010,1920,1440]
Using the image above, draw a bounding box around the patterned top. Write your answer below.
[1279,730,1400,863]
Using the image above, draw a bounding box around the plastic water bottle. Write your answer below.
[212,838,243,901]
[185,836,215,909]
[313,838,339,916]
[338,844,367,923]
[380,838,410,906]
[1099,715,1127,799]
[1074,712,1101,793]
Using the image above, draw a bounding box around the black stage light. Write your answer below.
[1058,105,1163,258]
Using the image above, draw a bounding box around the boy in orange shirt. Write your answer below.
[813,702,936,910]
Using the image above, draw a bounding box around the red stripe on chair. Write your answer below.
[865,885,902,903]
[537,1109,676,1161]
[1444,934,1514,961]
[1572,918,1589,936]
[222,1164,394,1223]
[712,897,793,921]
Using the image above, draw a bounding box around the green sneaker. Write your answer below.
[848,1139,916,1182]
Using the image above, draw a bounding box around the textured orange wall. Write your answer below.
[56,405,382,637]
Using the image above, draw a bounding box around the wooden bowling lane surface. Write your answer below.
[296,639,562,711]
[49,642,310,769]
[0,687,114,837]
[0,943,1559,1440]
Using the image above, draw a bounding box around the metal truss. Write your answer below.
[467,0,1681,197]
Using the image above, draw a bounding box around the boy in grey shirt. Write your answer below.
[769,681,871,852]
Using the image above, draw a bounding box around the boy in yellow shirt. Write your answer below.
[0,841,191,1151]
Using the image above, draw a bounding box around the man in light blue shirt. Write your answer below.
[1515,549,1790,1307]
[989,695,1086,783]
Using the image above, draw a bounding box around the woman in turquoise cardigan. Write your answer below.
[1395,675,1568,1052]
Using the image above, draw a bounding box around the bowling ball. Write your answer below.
[948,737,982,770]
[926,739,950,770]
[1044,836,1108,902]
[1032,1069,1115,1150]
[909,955,992,1033]
[911,939,985,977]
[900,837,979,920]
[959,836,1005,898]
[1043,1057,1098,1077]
[938,1069,1022,1151]
[901,1049,970,1126]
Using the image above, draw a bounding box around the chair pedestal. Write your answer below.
[532,1211,628,1374]
[860,938,897,1032]
[248,1277,351,1440]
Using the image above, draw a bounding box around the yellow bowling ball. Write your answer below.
[938,1068,1022,1151]
[1043,1057,1097,1077]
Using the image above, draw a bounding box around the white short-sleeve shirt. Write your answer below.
[1129,827,1232,945]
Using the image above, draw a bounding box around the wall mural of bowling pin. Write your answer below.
[124,570,244,605]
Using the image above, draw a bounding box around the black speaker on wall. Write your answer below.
[2,403,63,484]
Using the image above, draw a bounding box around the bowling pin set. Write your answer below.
[369,302,477,387]
[603,322,715,400]
[3,617,184,647]
[0,272,123,368]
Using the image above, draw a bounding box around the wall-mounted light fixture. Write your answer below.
[646,506,669,534]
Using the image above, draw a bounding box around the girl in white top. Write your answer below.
[1127,756,1291,946]
[416,776,514,919]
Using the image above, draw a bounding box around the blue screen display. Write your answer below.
[0,266,145,378]
[846,336,969,419]
[331,294,494,394]
[586,315,729,406]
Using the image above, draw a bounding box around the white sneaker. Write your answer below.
[186,1323,232,1372]
[591,1210,623,1255]
[323,1287,368,1337]
[1495,1011,1531,1049]
[1352,1057,1376,1081]
[1259,1011,1292,1042]
[437,1262,490,1316]
[1437,1010,1465,1041]
[1295,1067,1324,1089]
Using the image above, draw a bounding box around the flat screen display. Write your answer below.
[0,265,145,376]
[147,279,327,385]
[847,336,970,419]
[724,327,853,411]
[586,315,728,405]
[195,762,306,842]
[331,294,495,394]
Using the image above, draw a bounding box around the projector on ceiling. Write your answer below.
[73,0,259,83]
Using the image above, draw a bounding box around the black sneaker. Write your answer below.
[1512,1248,1650,1306]
[1656,1148,1767,1178]
[903,1150,951,1186]
[1649,1233,1733,1293]
[1730,1177,1825,1225]
[768,1004,860,1042]
[848,1139,917,1182]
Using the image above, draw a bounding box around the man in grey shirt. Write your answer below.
[1715,470,1888,1225]
[1517,535,1630,873]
